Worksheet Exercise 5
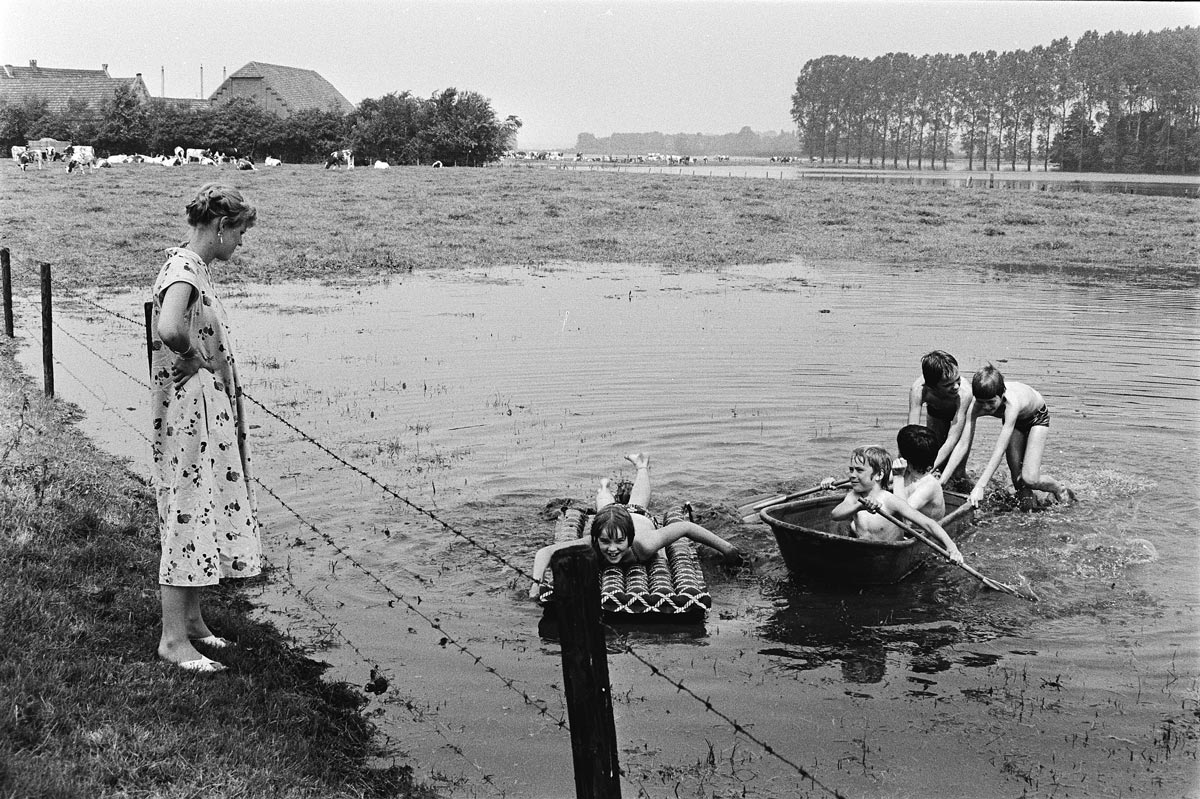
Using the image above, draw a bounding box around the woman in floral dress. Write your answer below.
[150,183,261,673]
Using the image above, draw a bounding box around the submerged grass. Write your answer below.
[0,163,1195,291]
[0,336,432,798]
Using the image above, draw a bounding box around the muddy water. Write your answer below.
[27,261,1199,798]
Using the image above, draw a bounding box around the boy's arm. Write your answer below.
[884,494,963,563]
[829,491,861,521]
[933,390,972,472]
[907,379,925,425]
[969,408,1018,505]
[940,402,978,485]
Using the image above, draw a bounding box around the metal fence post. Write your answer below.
[552,543,622,799]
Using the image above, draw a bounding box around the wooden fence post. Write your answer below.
[551,543,622,799]
[144,301,154,377]
[1,248,12,337]
[39,261,53,397]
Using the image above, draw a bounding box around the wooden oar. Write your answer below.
[871,505,1038,602]
[937,500,975,529]
[738,480,850,524]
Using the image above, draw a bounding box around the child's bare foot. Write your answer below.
[624,452,650,470]
[1054,486,1077,504]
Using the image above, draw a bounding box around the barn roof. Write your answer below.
[210,61,355,115]
[0,61,149,115]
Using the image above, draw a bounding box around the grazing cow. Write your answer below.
[174,146,185,161]
[185,148,208,163]
[324,149,354,169]
[65,145,96,172]
[373,160,390,169]
[264,156,282,167]
[235,157,256,170]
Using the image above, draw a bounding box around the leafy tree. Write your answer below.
[95,83,149,154]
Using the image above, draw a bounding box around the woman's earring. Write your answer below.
[218,232,224,244]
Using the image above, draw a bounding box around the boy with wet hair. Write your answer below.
[908,350,974,477]
[826,445,963,561]
[891,425,945,520]
[941,364,1075,509]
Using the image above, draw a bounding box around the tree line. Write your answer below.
[574,128,802,158]
[0,85,520,166]
[790,26,1199,174]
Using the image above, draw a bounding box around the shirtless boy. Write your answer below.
[940,365,1075,508]
[891,425,946,520]
[908,350,974,477]
[827,445,963,563]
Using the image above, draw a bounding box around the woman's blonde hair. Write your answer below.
[186,183,257,229]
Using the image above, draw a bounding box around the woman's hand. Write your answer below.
[172,351,208,390]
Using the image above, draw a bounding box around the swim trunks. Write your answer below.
[626,504,661,529]
[1015,404,1050,434]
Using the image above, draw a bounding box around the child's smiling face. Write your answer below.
[974,393,1003,414]
[595,528,631,564]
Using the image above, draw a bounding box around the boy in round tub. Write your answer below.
[530,452,741,598]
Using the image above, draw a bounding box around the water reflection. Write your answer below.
[757,574,972,685]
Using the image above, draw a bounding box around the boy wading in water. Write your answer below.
[908,350,974,481]
[941,365,1075,509]
[824,446,963,563]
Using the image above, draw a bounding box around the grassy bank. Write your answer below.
[0,164,1195,291]
[0,335,431,798]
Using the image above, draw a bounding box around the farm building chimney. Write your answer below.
[29,59,37,68]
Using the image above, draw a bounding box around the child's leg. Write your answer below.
[624,452,651,508]
[1018,427,1073,501]
[1004,430,1027,489]
[596,478,616,510]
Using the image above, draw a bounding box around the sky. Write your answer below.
[3,1,1198,149]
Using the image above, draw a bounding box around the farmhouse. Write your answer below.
[0,60,150,118]
[208,62,354,116]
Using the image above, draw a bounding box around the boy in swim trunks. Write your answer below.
[529,452,741,598]
[907,350,974,478]
[940,364,1075,508]
[891,425,946,521]
[827,445,963,562]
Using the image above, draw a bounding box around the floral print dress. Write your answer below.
[150,247,261,586]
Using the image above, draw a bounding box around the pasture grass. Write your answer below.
[0,163,1195,290]
[0,336,431,798]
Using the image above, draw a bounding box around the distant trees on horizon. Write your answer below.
[791,26,1199,174]
[573,128,802,159]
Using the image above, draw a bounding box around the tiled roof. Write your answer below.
[156,97,213,112]
[0,68,149,116]
[211,61,355,115]
[2,63,108,80]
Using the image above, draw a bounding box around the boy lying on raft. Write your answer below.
[530,453,742,599]
[821,445,964,563]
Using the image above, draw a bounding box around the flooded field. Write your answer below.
[15,259,1200,798]
[550,161,1200,198]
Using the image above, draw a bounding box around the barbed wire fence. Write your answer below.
[0,250,851,799]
